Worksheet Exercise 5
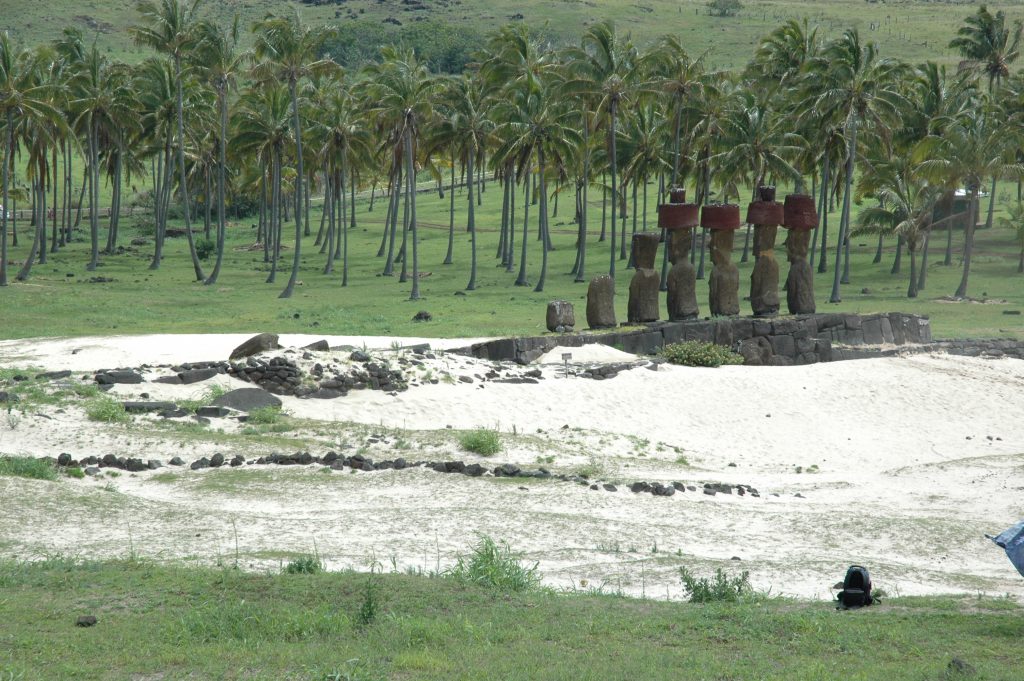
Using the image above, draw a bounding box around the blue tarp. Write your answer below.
[991,520,1024,578]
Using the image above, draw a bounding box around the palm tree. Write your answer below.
[131,0,209,281]
[803,29,907,302]
[363,47,436,300]
[67,45,134,272]
[854,155,940,298]
[252,13,337,299]
[0,32,63,286]
[950,5,1022,94]
[566,20,638,277]
[194,16,248,286]
[493,84,581,292]
[918,106,1021,298]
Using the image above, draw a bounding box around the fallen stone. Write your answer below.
[190,458,210,470]
[123,401,177,413]
[229,333,280,360]
[209,453,225,468]
[75,615,98,627]
[302,340,330,352]
[169,457,185,466]
[95,370,143,385]
[178,368,219,385]
[196,406,231,418]
[211,388,282,412]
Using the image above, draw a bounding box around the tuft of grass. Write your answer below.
[661,341,745,368]
[0,456,58,481]
[284,554,323,575]
[247,406,284,425]
[458,428,501,456]
[445,535,540,592]
[85,396,131,424]
[63,467,85,479]
[678,566,752,604]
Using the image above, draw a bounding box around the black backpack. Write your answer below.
[836,565,874,609]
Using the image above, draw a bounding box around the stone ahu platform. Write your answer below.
[458,313,936,366]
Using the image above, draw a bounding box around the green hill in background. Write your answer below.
[2,0,1010,69]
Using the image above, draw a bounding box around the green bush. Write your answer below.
[458,428,501,456]
[85,396,131,423]
[284,554,323,575]
[446,535,540,592]
[0,456,58,481]
[679,566,752,603]
[247,406,283,424]
[64,467,85,479]
[661,341,744,368]
[195,238,216,261]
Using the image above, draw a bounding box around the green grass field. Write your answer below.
[1,0,1008,69]
[0,557,1020,680]
[2,178,1022,340]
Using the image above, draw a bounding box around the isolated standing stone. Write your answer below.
[546,300,575,332]
[586,275,616,329]
[229,333,280,360]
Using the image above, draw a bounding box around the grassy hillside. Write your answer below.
[3,0,1017,68]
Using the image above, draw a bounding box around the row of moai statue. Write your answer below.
[586,187,818,328]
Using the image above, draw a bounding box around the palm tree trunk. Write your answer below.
[815,158,830,273]
[50,147,60,253]
[16,180,45,281]
[87,117,100,271]
[267,149,280,284]
[873,234,883,264]
[444,149,455,265]
[506,169,516,273]
[954,189,979,298]
[206,89,229,285]
[174,55,205,282]
[944,209,953,265]
[829,116,858,303]
[600,180,607,242]
[323,173,334,275]
[398,153,410,281]
[918,228,930,291]
[890,234,903,274]
[534,146,549,293]
[407,125,421,300]
[383,164,400,273]
[907,242,918,298]
[577,121,589,283]
[280,78,304,298]
[336,164,345,261]
[984,177,997,230]
[150,135,168,270]
[515,163,531,286]
[378,166,396,258]
[203,165,212,240]
[497,167,508,262]
[466,140,477,291]
[609,100,618,279]
[342,164,349,286]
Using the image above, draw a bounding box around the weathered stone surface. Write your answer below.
[709,229,739,316]
[738,337,772,366]
[229,333,280,360]
[122,401,176,413]
[631,232,661,270]
[586,275,616,329]
[95,370,143,385]
[302,340,330,352]
[749,225,779,317]
[178,368,219,385]
[211,388,282,412]
[196,406,231,418]
[627,269,660,323]
[546,300,575,332]
[666,229,698,321]
[785,230,815,314]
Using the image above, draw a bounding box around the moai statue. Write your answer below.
[745,186,784,317]
[701,204,741,316]
[782,194,818,314]
[586,274,617,328]
[627,233,661,323]
[659,188,699,320]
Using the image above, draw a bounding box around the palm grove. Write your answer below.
[1,1,1023,306]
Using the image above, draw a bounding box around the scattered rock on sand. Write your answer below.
[229,333,280,360]
[211,388,282,412]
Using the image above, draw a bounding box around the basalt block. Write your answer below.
[586,275,616,329]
